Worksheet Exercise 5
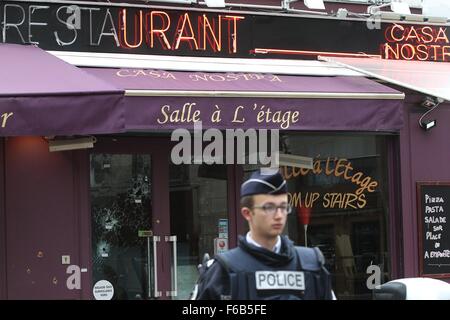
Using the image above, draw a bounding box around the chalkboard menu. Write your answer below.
[417,182,450,278]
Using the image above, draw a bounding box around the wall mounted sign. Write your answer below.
[1,0,450,61]
[417,182,450,278]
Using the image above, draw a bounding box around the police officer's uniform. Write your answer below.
[193,170,333,300]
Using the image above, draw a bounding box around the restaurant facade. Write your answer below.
[1,0,450,300]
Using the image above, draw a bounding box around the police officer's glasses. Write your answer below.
[252,203,293,216]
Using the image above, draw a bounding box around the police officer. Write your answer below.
[193,169,334,300]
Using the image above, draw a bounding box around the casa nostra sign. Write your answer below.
[2,0,450,62]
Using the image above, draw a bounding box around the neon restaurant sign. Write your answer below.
[118,11,244,53]
[383,24,450,61]
[2,0,450,62]
[0,2,246,55]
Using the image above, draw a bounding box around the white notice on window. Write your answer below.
[93,280,114,300]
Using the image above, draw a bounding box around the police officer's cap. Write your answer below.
[241,169,287,197]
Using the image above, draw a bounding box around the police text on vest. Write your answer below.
[255,271,305,290]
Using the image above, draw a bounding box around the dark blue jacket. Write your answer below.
[195,235,332,300]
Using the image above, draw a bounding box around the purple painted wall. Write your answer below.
[4,137,90,299]
[0,138,6,299]
[400,94,450,280]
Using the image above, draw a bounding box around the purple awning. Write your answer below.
[84,68,405,132]
[0,44,124,136]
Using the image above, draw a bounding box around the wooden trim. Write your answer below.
[416,183,423,278]
[75,150,93,299]
[227,165,237,249]
[387,136,404,280]
[235,165,247,238]
[152,146,171,300]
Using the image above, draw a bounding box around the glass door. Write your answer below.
[168,163,230,299]
[88,138,233,300]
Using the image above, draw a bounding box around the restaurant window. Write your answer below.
[242,133,391,300]
[169,163,229,299]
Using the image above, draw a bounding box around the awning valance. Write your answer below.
[0,44,124,136]
[84,68,405,132]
